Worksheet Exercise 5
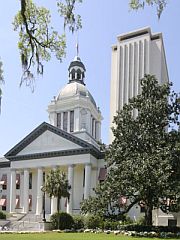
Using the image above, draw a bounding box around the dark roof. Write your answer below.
[5,122,104,160]
[68,60,86,71]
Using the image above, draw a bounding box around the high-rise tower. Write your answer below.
[109,27,169,142]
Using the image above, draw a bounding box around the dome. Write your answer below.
[57,82,96,107]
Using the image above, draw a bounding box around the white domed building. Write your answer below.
[0,56,105,216]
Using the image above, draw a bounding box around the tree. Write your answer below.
[0,0,82,91]
[129,0,168,19]
[13,0,82,90]
[43,168,71,214]
[81,75,180,225]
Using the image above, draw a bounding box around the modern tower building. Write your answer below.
[109,27,169,142]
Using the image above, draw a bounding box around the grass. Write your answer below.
[0,232,179,240]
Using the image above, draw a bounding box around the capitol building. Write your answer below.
[0,27,179,227]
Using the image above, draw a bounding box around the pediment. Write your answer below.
[17,130,82,155]
[5,122,90,158]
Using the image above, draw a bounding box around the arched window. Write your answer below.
[77,69,81,80]
[71,69,75,80]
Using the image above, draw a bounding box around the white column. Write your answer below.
[19,172,23,209]
[67,165,74,214]
[10,169,16,213]
[84,164,92,199]
[51,167,58,215]
[60,112,63,130]
[36,168,43,215]
[23,169,29,213]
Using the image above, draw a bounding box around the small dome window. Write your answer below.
[77,69,81,80]
[71,69,75,80]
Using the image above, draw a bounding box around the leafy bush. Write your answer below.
[136,216,146,225]
[50,212,74,230]
[119,224,180,233]
[84,215,103,229]
[0,211,6,219]
[73,215,85,230]
[101,219,120,230]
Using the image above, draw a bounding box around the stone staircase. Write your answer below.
[8,213,50,231]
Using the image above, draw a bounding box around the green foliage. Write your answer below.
[57,0,82,33]
[73,215,85,230]
[12,0,82,90]
[120,224,180,233]
[43,168,71,213]
[84,215,103,229]
[0,211,6,219]
[81,75,180,226]
[50,212,74,230]
[13,0,66,90]
[129,0,167,18]
[136,216,146,225]
[101,219,120,230]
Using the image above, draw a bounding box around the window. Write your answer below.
[98,168,107,184]
[29,195,32,211]
[83,168,85,187]
[2,185,6,190]
[0,195,6,211]
[91,117,94,136]
[16,174,20,189]
[0,174,7,190]
[71,69,75,80]
[77,69,81,80]
[29,173,32,189]
[140,206,145,213]
[63,112,68,131]
[43,172,45,184]
[95,121,98,139]
[16,195,20,208]
[70,111,74,132]
[168,219,177,227]
[81,109,87,130]
[2,205,6,211]
[57,113,61,128]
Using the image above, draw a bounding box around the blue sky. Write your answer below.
[0,1,180,156]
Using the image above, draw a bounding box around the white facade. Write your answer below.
[110,27,169,142]
[0,56,105,216]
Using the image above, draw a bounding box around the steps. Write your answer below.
[8,213,50,231]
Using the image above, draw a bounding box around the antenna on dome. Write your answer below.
[75,31,79,57]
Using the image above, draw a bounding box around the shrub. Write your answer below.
[84,215,103,229]
[101,219,120,230]
[119,224,180,233]
[50,212,74,230]
[73,215,85,230]
[136,216,146,225]
[0,211,6,219]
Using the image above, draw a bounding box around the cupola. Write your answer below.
[68,56,86,85]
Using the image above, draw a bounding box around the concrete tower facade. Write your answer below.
[109,27,169,142]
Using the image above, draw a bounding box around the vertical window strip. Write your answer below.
[29,172,32,189]
[70,110,74,132]
[63,112,68,131]
[57,113,61,128]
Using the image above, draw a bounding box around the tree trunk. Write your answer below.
[145,205,153,225]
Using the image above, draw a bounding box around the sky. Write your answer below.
[0,0,180,156]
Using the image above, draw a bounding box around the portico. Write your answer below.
[8,162,97,215]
